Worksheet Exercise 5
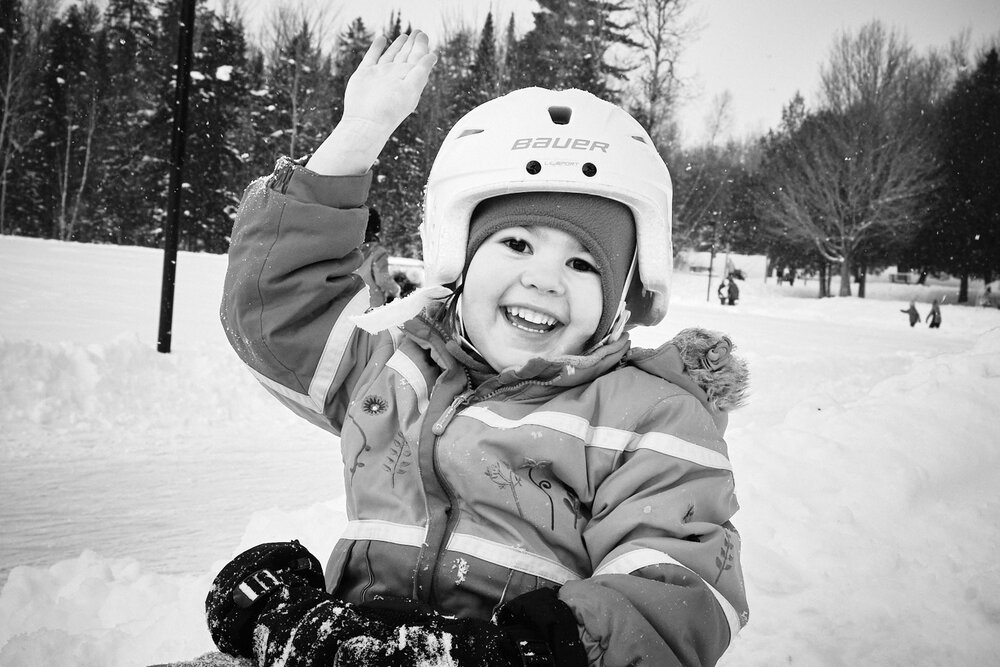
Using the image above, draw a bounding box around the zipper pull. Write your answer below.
[432,389,473,435]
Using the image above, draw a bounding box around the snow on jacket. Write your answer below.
[220,158,750,666]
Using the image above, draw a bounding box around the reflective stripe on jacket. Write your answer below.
[221,158,749,666]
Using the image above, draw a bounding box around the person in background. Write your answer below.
[926,298,942,328]
[901,300,920,327]
[726,275,740,306]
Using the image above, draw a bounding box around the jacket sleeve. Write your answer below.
[220,157,392,435]
[559,392,748,666]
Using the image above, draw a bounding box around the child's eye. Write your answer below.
[501,238,530,253]
[569,258,599,274]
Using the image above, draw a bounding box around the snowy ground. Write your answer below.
[1,234,999,666]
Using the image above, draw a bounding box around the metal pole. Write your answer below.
[157,0,197,353]
[706,244,715,302]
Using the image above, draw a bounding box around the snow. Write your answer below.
[1,234,999,666]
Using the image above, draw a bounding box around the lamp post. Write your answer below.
[157,0,197,353]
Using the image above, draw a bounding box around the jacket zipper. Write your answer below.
[425,376,554,604]
[431,388,474,435]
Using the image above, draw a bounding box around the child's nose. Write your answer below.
[520,260,564,294]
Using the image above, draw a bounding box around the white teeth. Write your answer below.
[507,306,557,326]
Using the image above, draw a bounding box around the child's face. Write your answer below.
[461,225,603,371]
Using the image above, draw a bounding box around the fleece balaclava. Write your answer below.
[465,192,637,349]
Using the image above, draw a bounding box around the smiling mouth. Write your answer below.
[503,306,561,333]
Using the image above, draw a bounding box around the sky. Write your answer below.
[231,0,1000,145]
[2,236,1000,665]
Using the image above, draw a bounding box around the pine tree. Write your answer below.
[511,0,634,102]
[468,11,499,108]
[499,12,518,94]
[330,17,373,125]
[368,11,428,258]
[179,6,250,252]
[916,47,1000,294]
[264,10,334,159]
[92,0,161,245]
[1,0,58,236]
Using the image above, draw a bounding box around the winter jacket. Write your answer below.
[221,157,749,666]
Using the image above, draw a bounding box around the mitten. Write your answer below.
[334,587,588,667]
[205,540,387,665]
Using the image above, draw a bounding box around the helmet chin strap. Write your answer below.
[589,249,638,351]
[451,286,489,362]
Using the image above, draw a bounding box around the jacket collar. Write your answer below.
[402,303,630,392]
[401,305,727,433]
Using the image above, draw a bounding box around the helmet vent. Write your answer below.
[631,135,647,144]
[458,129,484,139]
[548,106,572,125]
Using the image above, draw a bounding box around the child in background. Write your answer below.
[208,31,749,667]
[926,298,942,328]
[902,300,920,327]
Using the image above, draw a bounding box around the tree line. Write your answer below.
[672,25,999,299]
[1,0,997,299]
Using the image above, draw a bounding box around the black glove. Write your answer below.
[207,542,588,667]
[205,540,389,664]
[335,588,588,667]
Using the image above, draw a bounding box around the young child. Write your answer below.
[208,31,750,667]
[926,298,942,328]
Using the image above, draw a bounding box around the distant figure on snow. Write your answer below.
[926,299,942,328]
[726,275,740,306]
[978,285,995,308]
[717,277,729,305]
[901,300,920,327]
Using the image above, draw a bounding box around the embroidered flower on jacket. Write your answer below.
[362,395,389,415]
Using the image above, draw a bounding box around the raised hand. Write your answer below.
[342,31,438,134]
[306,31,437,175]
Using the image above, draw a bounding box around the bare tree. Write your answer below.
[760,21,944,296]
[55,95,99,240]
[261,1,338,158]
[629,0,696,149]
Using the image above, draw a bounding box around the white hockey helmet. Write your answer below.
[421,87,673,327]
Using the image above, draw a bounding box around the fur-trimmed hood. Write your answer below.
[628,328,749,433]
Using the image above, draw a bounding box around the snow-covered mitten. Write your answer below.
[206,540,326,659]
[332,587,587,667]
[205,540,388,665]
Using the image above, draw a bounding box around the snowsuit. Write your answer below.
[926,301,942,329]
[220,159,749,666]
[902,303,920,327]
